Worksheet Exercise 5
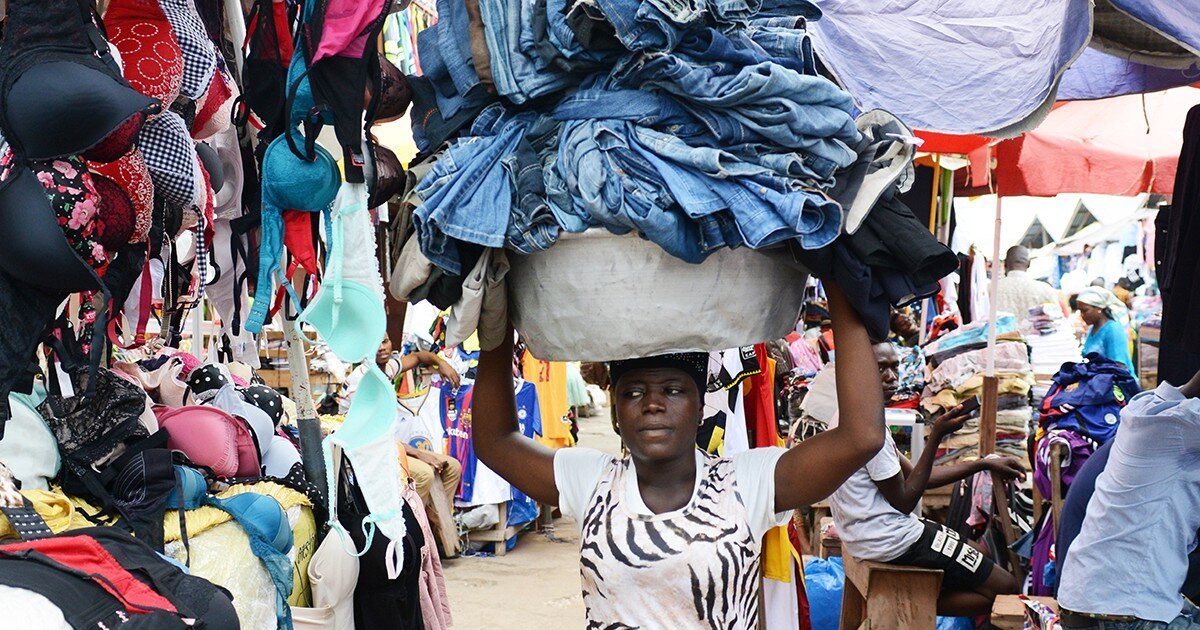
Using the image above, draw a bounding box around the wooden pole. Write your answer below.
[982,194,1022,578]
[284,271,327,505]
[928,156,942,235]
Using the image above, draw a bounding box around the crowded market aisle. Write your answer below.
[441,409,621,629]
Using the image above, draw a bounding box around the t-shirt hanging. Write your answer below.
[442,380,544,505]
[396,386,445,454]
[442,385,478,502]
[522,354,574,448]
[698,347,758,455]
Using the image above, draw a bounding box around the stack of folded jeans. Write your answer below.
[400,0,957,342]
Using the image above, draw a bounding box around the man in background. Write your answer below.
[994,245,1064,324]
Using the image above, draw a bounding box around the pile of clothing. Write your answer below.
[1037,355,1142,447]
[921,315,1035,467]
[1027,355,1142,595]
[0,343,322,628]
[0,458,242,628]
[1024,304,1083,375]
[393,0,959,344]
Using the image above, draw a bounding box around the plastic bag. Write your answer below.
[803,556,844,630]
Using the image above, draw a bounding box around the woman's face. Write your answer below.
[614,368,702,463]
[1078,303,1104,327]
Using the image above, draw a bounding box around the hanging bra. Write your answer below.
[0,1,160,164]
[367,142,406,209]
[243,135,340,335]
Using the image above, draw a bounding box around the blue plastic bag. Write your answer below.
[804,556,845,630]
[937,616,974,630]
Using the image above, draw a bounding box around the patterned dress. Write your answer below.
[578,453,762,629]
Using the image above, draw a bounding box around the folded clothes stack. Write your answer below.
[391,0,958,343]
[921,320,1034,467]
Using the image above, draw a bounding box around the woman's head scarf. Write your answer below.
[1076,286,1129,327]
[608,352,709,394]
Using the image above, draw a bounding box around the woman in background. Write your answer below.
[1075,287,1135,375]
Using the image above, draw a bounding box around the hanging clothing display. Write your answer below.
[397,386,446,454]
[521,353,574,448]
[442,380,542,506]
[698,347,759,455]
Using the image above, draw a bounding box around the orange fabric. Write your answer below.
[522,354,574,448]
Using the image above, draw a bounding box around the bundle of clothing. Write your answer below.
[0,460,241,629]
[0,349,328,629]
[1024,305,1083,373]
[391,0,959,346]
[921,316,1035,468]
[1024,357,1142,596]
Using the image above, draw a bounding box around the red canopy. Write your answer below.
[928,87,1200,198]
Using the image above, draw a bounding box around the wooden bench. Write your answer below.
[991,595,1059,630]
[839,549,943,630]
[468,502,523,557]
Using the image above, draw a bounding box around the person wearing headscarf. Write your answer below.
[1076,287,1136,375]
[468,281,888,628]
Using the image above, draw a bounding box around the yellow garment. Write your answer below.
[922,372,1034,413]
[288,505,318,607]
[0,489,96,539]
[161,481,312,543]
[523,354,575,448]
[160,482,314,607]
[167,520,278,629]
[761,524,795,582]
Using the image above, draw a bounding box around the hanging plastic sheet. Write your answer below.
[1058,47,1200,101]
[811,0,1092,135]
[1098,0,1200,64]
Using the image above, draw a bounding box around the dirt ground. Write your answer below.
[440,408,621,629]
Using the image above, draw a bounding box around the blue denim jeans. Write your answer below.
[414,106,534,274]
[591,0,704,51]
[538,0,618,70]
[556,118,708,262]
[478,0,575,103]
[755,0,821,19]
[612,27,860,175]
[742,18,817,75]
[633,126,842,250]
[705,0,761,26]
[503,115,564,254]
[552,86,712,142]
[415,0,482,119]
[408,76,493,154]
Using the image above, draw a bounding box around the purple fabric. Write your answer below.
[1034,429,1095,501]
[1031,517,1057,596]
[1058,47,1200,101]
[810,0,1092,135]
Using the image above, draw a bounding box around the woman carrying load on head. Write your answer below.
[469,280,887,629]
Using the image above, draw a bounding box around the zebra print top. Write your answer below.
[578,453,762,629]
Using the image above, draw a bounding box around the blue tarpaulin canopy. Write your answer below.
[812,0,1199,135]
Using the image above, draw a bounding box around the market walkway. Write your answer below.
[441,407,621,629]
